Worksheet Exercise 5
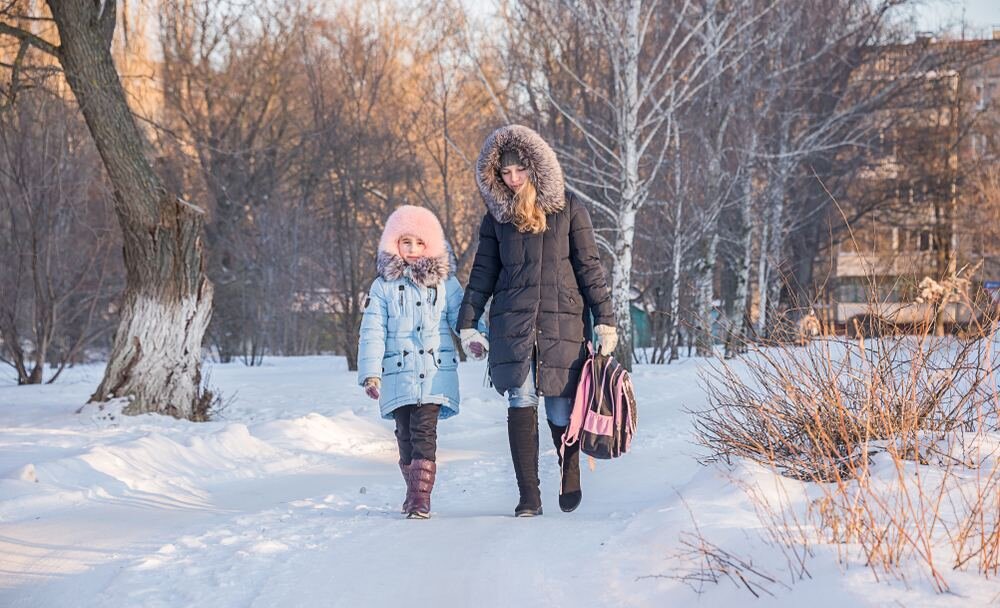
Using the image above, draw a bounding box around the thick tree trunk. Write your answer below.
[48,0,214,419]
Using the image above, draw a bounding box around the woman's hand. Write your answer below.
[594,324,618,355]
[363,377,381,400]
[460,328,490,360]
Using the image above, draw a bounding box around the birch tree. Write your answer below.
[510,0,774,366]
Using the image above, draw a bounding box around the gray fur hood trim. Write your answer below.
[476,125,566,224]
[376,249,455,287]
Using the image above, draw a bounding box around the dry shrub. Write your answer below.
[691,288,1000,591]
[693,319,1000,481]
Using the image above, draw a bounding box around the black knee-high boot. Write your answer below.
[508,407,542,517]
[548,420,582,512]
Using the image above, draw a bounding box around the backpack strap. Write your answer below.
[563,354,593,448]
[595,354,615,414]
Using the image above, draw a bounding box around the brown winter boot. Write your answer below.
[399,460,413,514]
[407,458,436,519]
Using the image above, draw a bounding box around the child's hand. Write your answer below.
[460,328,489,361]
[363,377,381,400]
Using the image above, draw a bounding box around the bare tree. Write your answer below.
[297,1,421,371]
[0,88,119,383]
[156,0,310,364]
[402,0,501,278]
[1,0,214,418]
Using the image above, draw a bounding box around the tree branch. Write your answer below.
[0,22,60,58]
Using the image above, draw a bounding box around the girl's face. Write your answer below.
[398,234,426,262]
[501,165,528,192]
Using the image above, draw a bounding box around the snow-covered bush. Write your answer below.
[691,308,1000,590]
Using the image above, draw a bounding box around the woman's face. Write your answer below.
[501,165,528,192]
[398,234,426,263]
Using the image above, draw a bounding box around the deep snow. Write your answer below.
[1,356,998,607]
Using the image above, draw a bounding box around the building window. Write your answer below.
[918,231,931,251]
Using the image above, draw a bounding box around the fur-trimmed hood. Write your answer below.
[376,249,455,287]
[376,205,453,287]
[476,125,566,224]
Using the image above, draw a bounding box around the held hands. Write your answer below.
[363,377,381,400]
[459,328,489,361]
[594,324,618,355]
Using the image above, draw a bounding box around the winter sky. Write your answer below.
[913,0,1000,34]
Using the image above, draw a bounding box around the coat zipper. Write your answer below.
[416,283,422,406]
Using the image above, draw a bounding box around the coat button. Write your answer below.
[416,326,421,331]
[416,302,421,306]
[397,362,402,367]
[437,359,442,364]
[419,349,424,354]
[419,373,425,378]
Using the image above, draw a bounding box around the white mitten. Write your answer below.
[594,324,618,355]
[459,328,490,360]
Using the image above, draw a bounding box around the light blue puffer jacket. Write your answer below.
[357,263,463,420]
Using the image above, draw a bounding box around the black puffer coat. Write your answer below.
[458,125,614,398]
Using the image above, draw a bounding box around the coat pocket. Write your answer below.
[382,352,406,375]
[433,347,459,371]
[558,284,584,313]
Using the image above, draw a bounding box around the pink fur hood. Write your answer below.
[376,205,453,287]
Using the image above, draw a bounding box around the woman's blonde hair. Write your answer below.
[512,180,546,234]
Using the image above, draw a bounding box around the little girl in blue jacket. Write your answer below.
[357,205,463,519]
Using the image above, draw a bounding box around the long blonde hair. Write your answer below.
[512,180,546,234]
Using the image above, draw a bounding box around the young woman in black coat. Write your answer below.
[457,124,618,517]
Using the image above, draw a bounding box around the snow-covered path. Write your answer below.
[1,357,997,606]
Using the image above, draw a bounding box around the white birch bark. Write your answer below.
[726,145,756,356]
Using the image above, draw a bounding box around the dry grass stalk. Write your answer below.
[661,496,792,598]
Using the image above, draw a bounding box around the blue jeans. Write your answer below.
[507,360,572,426]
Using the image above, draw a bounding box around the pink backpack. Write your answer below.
[562,344,638,459]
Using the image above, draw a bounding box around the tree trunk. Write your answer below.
[607,0,643,370]
[726,158,755,358]
[48,0,213,419]
[693,230,718,357]
[666,124,684,363]
[611,205,636,368]
[755,148,791,339]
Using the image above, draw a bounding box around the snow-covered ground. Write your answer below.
[1,356,998,607]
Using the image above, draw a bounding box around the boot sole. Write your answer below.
[514,507,543,517]
[406,511,431,519]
